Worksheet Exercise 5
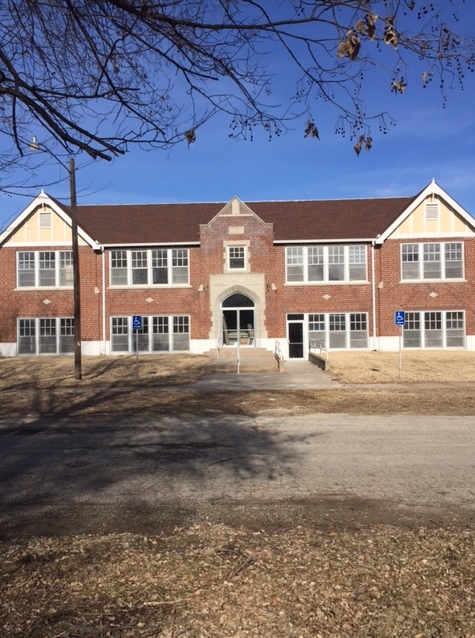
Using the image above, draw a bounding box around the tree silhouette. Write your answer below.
[0,0,473,169]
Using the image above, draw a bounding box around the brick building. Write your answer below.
[1,180,474,357]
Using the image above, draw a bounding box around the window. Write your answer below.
[131,251,148,285]
[17,318,74,355]
[110,248,189,286]
[286,245,367,283]
[18,319,36,354]
[17,251,73,288]
[404,311,465,348]
[228,245,246,270]
[328,247,344,281]
[401,242,463,281]
[59,252,73,286]
[111,316,190,353]
[308,312,368,350]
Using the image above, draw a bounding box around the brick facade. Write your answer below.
[1,182,474,356]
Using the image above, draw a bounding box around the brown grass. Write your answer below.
[328,350,475,384]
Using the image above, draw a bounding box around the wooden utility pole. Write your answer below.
[69,157,82,380]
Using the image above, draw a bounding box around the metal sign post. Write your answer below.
[132,315,142,382]
[394,311,405,379]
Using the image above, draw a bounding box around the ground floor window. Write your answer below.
[111,315,190,353]
[18,318,74,355]
[404,311,465,348]
[309,312,368,350]
[289,312,368,357]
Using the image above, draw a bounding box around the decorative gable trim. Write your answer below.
[0,190,97,248]
[376,181,475,244]
[204,196,269,227]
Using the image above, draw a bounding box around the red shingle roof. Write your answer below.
[65,196,415,245]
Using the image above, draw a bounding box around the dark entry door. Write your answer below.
[288,321,304,358]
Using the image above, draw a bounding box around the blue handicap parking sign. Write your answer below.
[394,311,405,326]
[132,315,142,331]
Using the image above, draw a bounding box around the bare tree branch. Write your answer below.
[0,0,473,181]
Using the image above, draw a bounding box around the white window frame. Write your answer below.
[285,245,367,284]
[403,310,465,349]
[110,315,190,353]
[308,312,369,350]
[227,245,247,271]
[17,317,74,355]
[109,248,190,287]
[401,242,464,281]
[17,250,73,289]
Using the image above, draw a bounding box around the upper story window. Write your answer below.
[227,245,246,270]
[110,248,189,287]
[17,250,73,288]
[39,209,52,229]
[401,242,463,281]
[286,245,367,283]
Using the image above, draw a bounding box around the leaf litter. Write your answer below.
[1,523,475,637]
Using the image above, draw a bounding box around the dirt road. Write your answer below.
[1,412,475,537]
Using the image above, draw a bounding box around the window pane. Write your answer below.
[39,252,56,286]
[328,247,344,281]
[329,313,346,348]
[152,250,168,284]
[131,251,148,285]
[446,312,465,347]
[59,251,73,286]
[445,243,463,278]
[173,316,189,351]
[229,246,246,269]
[404,312,421,348]
[349,246,366,281]
[423,244,441,279]
[172,249,189,284]
[286,247,304,282]
[111,251,128,286]
[18,319,36,354]
[152,316,169,351]
[18,252,35,287]
[350,313,368,348]
[424,312,442,347]
[39,318,57,353]
[402,244,419,280]
[60,318,74,354]
[307,247,323,281]
[111,317,129,352]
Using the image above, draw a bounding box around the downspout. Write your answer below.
[371,241,377,350]
[101,248,106,354]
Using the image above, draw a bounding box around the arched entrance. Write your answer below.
[222,293,255,346]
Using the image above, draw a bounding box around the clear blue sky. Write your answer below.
[1,6,474,231]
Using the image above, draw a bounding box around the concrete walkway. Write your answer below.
[194,360,338,391]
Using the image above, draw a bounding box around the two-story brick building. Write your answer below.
[1,180,474,358]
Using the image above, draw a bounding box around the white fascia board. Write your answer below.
[101,241,200,248]
[376,181,475,245]
[0,190,97,248]
[274,238,375,244]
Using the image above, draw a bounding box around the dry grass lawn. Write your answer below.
[1,351,475,418]
[328,350,475,384]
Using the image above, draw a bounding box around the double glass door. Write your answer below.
[222,293,255,346]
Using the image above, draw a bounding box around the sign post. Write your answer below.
[394,311,405,379]
[132,315,142,381]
